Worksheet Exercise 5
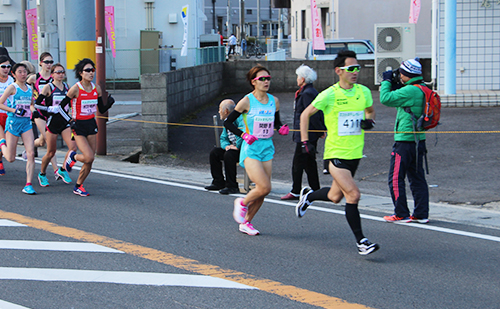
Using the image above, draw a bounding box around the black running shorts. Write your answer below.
[328,158,360,177]
[72,118,98,137]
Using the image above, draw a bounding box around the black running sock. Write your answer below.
[307,187,330,202]
[39,173,46,176]
[345,203,365,243]
[75,183,81,188]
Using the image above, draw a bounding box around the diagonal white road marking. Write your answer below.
[0,240,123,253]
[0,267,257,289]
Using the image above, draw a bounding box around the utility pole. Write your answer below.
[239,0,245,40]
[212,0,216,32]
[96,0,108,155]
[257,0,260,41]
[37,0,60,62]
[21,0,28,60]
[227,0,231,36]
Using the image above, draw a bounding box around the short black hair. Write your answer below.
[73,58,95,81]
[12,62,27,74]
[334,50,357,68]
[0,55,10,65]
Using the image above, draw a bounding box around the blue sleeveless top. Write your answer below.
[7,84,32,118]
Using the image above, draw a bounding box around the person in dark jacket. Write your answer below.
[281,65,326,200]
[379,58,429,224]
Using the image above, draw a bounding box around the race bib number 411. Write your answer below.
[338,111,363,136]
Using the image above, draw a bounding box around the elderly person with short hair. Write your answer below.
[281,65,326,200]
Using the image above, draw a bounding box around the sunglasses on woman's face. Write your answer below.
[83,68,95,73]
[42,60,54,64]
[253,75,272,82]
[0,64,11,69]
[53,70,65,74]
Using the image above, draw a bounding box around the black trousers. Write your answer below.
[388,141,429,218]
[291,141,320,194]
[210,147,239,188]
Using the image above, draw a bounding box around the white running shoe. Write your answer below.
[233,198,247,224]
[239,222,260,236]
[296,187,313,218]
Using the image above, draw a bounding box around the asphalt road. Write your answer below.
[1,159,500,308]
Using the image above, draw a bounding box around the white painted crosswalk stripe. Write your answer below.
[0,240,123,253]
[0,219,26,227]
[0,299,30,308]
[0,267,257,289]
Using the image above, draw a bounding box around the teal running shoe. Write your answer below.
[55,168,72,184]
[38,173,49,187]
[22,185,37,195]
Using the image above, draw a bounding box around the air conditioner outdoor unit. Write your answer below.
[374,23,416,85]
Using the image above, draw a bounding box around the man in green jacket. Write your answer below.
[379,58,429,224]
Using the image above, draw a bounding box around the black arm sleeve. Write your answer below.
[224,110,244,137]
[274,110,283,130]
[34,94,48,111]
[97,97,106,114]
[59,96,72,110]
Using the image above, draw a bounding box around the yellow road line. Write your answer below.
[0,210,370,309]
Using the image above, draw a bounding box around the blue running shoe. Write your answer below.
[73,185,89,196]
[38,173,50,187]
[0,160,5,176]
[22,185,37,195]
[55,168,72,184]
[65,151,77,172]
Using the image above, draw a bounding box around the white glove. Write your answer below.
[47,105,61,114]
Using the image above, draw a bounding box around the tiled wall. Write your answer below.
[438,0,500,91]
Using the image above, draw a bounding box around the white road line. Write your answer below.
[0,267,257,289]
[0,300,30,309]
[89,169,500,243]
[0,219,26,227]
[0,240,123,253]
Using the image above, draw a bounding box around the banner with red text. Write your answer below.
[409,0,421,23]
[310,0,325,50]
[105,6,116,58]
[25,8,38,60]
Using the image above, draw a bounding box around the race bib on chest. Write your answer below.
[53,95,65,107]
[81,99,97,116]
[253,115,274,139]
[16,99,32,118]
[338,111,363,136]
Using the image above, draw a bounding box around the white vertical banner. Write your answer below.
[409,0,421,24]
[181,5,189,57]
[310,0,325,50]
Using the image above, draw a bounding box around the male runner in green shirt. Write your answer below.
[296,50,379,256]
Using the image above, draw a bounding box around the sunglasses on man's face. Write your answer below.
[83,68,95,73]
[42,60,54,64]
[0,64,11,69]
[339,65,361,73]
[253,75,272,82]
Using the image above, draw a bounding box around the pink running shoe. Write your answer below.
[239,222,260,236]
[233,198,247,224]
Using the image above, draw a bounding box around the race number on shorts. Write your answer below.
[338,111,363,136]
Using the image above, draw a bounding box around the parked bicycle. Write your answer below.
[245,42,264,59]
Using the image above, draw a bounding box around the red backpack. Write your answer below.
[412,84,441,130]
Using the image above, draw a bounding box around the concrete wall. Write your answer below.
[223,60,376,93]
[141,62,224,154]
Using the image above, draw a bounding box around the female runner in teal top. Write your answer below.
[224,65,289,236]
